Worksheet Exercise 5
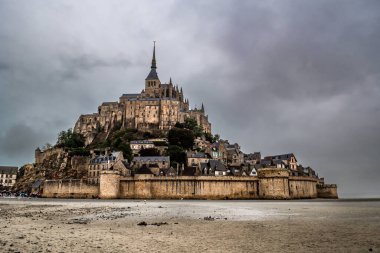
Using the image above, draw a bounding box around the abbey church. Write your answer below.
[74,44,212,144]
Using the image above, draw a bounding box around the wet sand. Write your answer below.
[0,199,379,252]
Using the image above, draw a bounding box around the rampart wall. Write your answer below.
[119,175,259,199]
[317,184,338,198]
[289,176,318,199]
[43,179,98,198]
[42,169,335,199]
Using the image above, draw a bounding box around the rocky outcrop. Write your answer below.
[13,148,90,192]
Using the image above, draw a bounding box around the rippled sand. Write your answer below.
[0,198,379,252]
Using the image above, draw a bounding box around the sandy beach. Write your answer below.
[0,199,379,253]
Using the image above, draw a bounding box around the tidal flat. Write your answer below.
[0,199,379,252]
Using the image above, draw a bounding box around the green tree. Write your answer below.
[183,118,203,137]
[166,145,186,167]
[56,128,85,148]
[139,147,160,156]
[168,127,194,150]
[115,143,133,162]
[204,133,220,143]
[110,137,132,162]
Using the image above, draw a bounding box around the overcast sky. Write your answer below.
[0,0,379,197]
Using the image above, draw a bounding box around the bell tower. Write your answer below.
[145,41,161,97]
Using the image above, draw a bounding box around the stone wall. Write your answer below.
[43,179,98,198]
[42,170,336,199]
[119,175,259,199]
[258,168,290,199]
[289,176,318,199]
[317,184,338,198]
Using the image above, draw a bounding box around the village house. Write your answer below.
[159,167,178,176]
[205,141,227,163]
[131,156,170,172]
[87,151,124,184]
[225,143,244,167]
[111,159,131,177]
[263,153,298,170]
[193,137,211,151]
[244,152,261,165]
[187,152,211,168]
[199,160,227,176]
[130,140,155,154]
[0,166,18,189]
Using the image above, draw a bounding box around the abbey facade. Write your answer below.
[74,44,211,145]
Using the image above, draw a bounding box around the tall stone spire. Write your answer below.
[146,41,159,80]
[151,41,157,69]
[201,103,205,113]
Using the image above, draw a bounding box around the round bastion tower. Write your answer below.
[99,170,121,199]
[258,168,290,199]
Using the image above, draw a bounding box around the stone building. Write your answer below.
[74,43,212,145]
[263,153,298,171]
[131,156,170,171]
[87,151,124,184]
[187,152,211,167]
[0,166,18,189]
[225,143,244,167]
[130,140,155,154]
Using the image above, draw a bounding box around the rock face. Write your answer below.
[13,148,89,192]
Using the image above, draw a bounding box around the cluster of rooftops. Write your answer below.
[87,145,318,178]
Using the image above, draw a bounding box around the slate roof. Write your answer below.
[121,94,140,98]
[101,102,118,106]
[160,167,177,176]
[90,152,122,164]
[130,140,154,145]
[188,153,210,159]
[272,159,285,165]
[200,162,208,170]
[0,166,18,175]
[209,160,227,171]
[135,165,153,174]
[265,153,296,161]
[133,156,170,162]
[146,68,159,80]
[128,98,161,101]
[260,160,272,166]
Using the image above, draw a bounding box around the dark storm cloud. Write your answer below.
[58,53,132,80]
[0,124,50,163]
[0,0,379,197]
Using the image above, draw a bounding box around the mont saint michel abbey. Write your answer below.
[74,44,211,144]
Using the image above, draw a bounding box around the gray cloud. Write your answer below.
[58,53,132,80]
[0,0,379,197]
[0,124,51,165]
